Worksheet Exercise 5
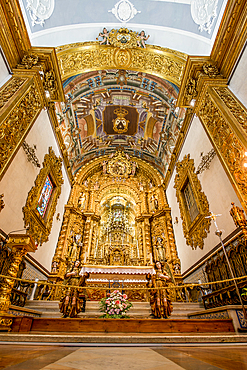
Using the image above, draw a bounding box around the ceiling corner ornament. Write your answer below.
[202,63,220,78]
[109,0,141,23]
[26,0,55,27]
[191,0,218,34]
[23,147,63,245]
[21,53,39,69]
[174,154,211,250]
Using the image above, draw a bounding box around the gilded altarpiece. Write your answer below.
[50,151,181,300]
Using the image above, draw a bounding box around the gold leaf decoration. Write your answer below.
[23,147,64,245]
[56,40,187,87]
[174,154,211,249]
[198,92,247,211]
[0,83,42,180]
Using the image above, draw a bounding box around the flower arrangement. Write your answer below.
[99,290,132,318]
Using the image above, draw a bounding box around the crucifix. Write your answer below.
[206,212,247,322]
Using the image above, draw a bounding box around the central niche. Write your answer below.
[97,195,140,266]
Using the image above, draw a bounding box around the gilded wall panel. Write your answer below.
[198,92,247,212]
[0,82,43,180]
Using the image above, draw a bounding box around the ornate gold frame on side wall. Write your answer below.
[23,147,64,244]
[174,154,211,249]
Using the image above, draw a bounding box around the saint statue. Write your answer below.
[155,237,166,263]
[59,260,89,318]
[146,261,173,319]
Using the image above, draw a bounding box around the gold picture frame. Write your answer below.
[23,147,63,244]
[174,154,211,249]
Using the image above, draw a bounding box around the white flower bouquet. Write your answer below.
[99,290,132,318]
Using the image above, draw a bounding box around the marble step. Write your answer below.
[25,300,205,319]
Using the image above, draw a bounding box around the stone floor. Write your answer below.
[0,344,247,369]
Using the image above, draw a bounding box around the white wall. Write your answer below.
[166,115,242,273]
[0,51,11,88]
[229,45,247,108]
[0,109,71,271]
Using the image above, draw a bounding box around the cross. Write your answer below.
[205,212,222,231]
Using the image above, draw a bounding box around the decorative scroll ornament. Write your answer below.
[26,0,55,27]
[21,54,39,69]
[112,107,129,133]
[43,70,56,94]
[191,0,218,34]
[109,0,140,23]
[203,63,220,78]
[196,148,216,174]
[184,78,198,104]
[174,154,211,249]
[23,147,63,245]
[22,140,40,168]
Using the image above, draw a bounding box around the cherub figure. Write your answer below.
[137,31,150,48]
[98,28,110,45]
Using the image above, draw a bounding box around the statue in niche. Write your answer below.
[68,234,81,261]
[155,237,166,263]
[98,28,110,45]
[94,181,99,191]
[131,161,138,176]
[59,260,89,318]
[51,261,58,274]
[102,160,108,174]
[137,30,150,48]
[78,193,86,210]
[230,202,247,228]
[173,263,181,275]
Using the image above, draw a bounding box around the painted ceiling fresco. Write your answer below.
[55,69,186,177]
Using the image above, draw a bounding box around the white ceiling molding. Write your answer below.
[26,0,55,27]
[191,0,218,34]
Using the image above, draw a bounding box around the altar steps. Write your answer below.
[25,300,205,319]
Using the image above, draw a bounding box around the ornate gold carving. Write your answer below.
[21,54,39,69]
[0,194,4,213]
[230,202,247,241]
[23,147,64,244]
[0,83,42,180]
[106,151,132,177]
[185,78,198,102]
[198,92,247,211]
[108,28,139,49]
[0,77,26,110]
[43,70,56,94]
[202,63,220,78]
[213,87,247,133]
[0,234,35,331]
[174,154,211,249]
[56,41,187,87]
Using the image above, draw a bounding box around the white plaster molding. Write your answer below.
[191,0,218,34]
[26,0,55,27]
[108,0,141,23]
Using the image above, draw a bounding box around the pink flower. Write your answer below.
[115,300,120,305]
[123,294,127,299]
